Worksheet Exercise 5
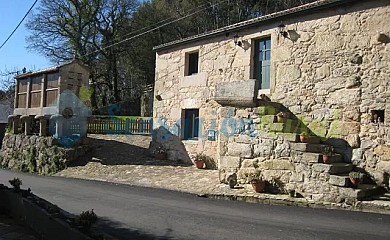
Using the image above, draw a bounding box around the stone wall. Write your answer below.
[0,134,89,175]
[152,0,390,197]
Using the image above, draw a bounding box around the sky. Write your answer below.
[0,0,50,73]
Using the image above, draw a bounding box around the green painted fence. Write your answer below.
[87,116,152,135]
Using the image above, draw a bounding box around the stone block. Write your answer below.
[219,156,241,169]
[339,184,384,200]
[276,133,298,142]
[215,79,258,107]
[329,175,350,187]
[257,160,295,170]
[227,142,252,158]
[346,134,360,148]
[234,134,253,144]
[377,161,390,174]
[361,139,376,149]
[269,123,285,132]
[374,145,390,161]
[312,163,353,174]
[290,172,304,182]
[291,151,321,163]
[180,72,207,88]
[218,107,236,118]
[290,143,327,153]
[327,121,360,137]
[253,139,274,157]
[274,139,290,158]
[260,115,276,124]
[241,159,257,168]
[324,154,343,164]
[257,105,278,116]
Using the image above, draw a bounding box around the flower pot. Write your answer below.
[349,177,360,187]
[195,160,205,169]
[322,155,330,164]
[276,116,285,123]
[251,180,265,193]
[299,135,307,143]
[154,153,166,160]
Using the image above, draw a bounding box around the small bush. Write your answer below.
[79,209,98,230]
[9,178,22,191]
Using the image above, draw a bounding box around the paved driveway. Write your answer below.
[58,134,221,194]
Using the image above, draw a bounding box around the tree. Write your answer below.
[26,0,317,111]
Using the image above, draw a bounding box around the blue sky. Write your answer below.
[0,0,50,73]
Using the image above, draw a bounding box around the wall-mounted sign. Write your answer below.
[207,129,216,141]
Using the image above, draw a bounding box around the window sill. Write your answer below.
[257,89,270,98]
[182,138,199,143]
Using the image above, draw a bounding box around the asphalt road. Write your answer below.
[1,169,390,240]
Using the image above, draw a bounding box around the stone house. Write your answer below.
[152,0,390,202]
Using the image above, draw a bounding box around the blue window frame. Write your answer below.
[183,109,199,140]
[254,38,271,89]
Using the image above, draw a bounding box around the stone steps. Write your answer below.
[329,174,351,187]
[370,192,390,201]
[290,142,328,153]
[257,104,284,115]
[339,184,386,200]
[321,154,343,163]
[291,151,343,164]
[312,163,353,174]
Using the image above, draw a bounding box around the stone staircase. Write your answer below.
[256,103,386,201]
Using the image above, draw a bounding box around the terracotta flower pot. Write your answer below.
[349,177,360,187]
[299,135,307,143]
[251,180,266,193]
[154,153,166,160]
[322,155,330,164]
[195,160,205,169]
[276,116,285,123]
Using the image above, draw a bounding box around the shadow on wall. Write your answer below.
[150,126,192,166]
[324,138,353,163]
[258,100,353,162]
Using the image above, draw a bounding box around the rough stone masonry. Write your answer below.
[152,0,390,202]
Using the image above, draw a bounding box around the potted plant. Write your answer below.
[193,153,208,169]
[152,146,166,160]
[276,112,286,123]
[349,171,364,187]
[227,173,237,189]
[321,145,334,164]
[248,170,265,193]
[299,132,309,143]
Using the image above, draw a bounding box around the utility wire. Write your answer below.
[81,0,229,58]
[106,0,228,48]
[0,0,39,50]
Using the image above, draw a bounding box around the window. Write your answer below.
[185,51,199,76]
[371,110,385,123]
[30,76,42,108]
[46,72,59,106]
[254,37,271,89]
[183,109,199,140]
[17,79,28,108]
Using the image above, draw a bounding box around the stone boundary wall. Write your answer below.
[0,134,90,175]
